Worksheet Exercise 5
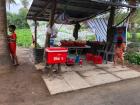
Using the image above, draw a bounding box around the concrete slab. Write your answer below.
[61,64,97,72]
[42,63,140,95]
[79,71,121,86]
[114,70,140,79]
[42,75,72,95]
[62,72,90,90]
[96,62,113,68]
[105,66,131,73]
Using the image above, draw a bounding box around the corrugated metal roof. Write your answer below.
[27,0,137,24]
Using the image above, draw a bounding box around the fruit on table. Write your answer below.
[60,40,86,47]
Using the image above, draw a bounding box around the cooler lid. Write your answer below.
[46,47,68,52]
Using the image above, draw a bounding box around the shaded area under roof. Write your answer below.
[27,0,137,24]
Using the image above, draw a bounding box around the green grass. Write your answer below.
[127,32,140,41]
[16,29,32,48]
[137,33,140,41]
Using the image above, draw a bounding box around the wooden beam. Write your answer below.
[35,0,51,17]
[91,0,137,8]
[57,3,107,13]
[34,20,37,48]
[57,0,108,9]
[106,6,116,50]
[49,1,56,27]
[27,16,49,21]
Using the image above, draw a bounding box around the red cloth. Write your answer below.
[8,33,16,56]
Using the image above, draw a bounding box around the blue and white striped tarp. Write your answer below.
[87,18,108,41]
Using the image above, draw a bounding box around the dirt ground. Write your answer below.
[0,47,140,105]
[0,47,50,105]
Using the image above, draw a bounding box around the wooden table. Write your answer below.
[67,45,91,55]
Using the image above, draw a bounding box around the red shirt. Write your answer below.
[8,32,17,56]
[8,32,16,43]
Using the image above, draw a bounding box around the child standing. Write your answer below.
[114,37,126,67]
[8,25,19,66]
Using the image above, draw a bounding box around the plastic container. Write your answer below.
[75,55,80,63]
[79,59,83,65]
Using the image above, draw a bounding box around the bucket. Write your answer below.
[33,48,44,64]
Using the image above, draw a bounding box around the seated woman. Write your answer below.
[114,37,126,67]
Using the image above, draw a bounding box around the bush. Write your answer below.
[124,52,140,65]
[127,42,140,52]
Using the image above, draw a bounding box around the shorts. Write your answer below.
[8,42,16,56]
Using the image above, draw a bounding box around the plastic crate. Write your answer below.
[93,55,103,64]
[86,53,93,61]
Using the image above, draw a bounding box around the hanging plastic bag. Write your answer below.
[55,13,70,24]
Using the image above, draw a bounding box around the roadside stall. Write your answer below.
[27,0,137,74]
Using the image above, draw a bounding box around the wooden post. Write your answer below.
[0,0,12,66]
[45,0,56,48]
[106,5,116,62]
[34,20,37,48]
[107,6,116,45]
[45,0,57,69]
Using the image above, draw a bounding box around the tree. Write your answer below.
[0,0,13,68]
[7,8,29,28]
[20,0,29,8]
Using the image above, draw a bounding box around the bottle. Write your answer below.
[79,59,83,67]
[75,55,80,63]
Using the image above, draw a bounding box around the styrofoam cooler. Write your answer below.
[46,47,68,64]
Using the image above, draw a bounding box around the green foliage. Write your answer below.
[86,35,96,41]
[124,41,140,65]
[125,52,140,65]
[7,8,29,29]
[127,32,131,41]
[137,33,140,41]
[127,32,140,41]
[16,29,32,48]
[115,11,128,25]
[131,8,140,25]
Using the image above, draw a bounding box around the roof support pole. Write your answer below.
[34,20,37,48]
[107,6,116,45]
[44,0,61,73]
[45,0,56,48]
